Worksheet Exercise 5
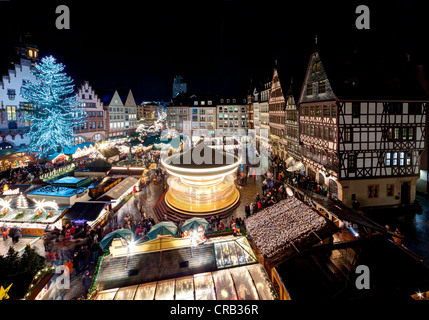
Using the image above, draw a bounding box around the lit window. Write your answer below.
[400,152,405,166]
[386,152,391,166]
[7,106,16,121]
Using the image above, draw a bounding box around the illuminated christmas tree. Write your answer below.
[16,193,28,209]
[21,56,86,158]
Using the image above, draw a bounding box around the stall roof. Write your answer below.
[96,176,138,201]
[276,236,429,301]
[96,240,217,291]
[94,264,277,300]
[75,159,113,173]
[95,236,258,292]
[64,201,107,221]
[245,197,339,268]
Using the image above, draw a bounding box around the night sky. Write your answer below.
[0,0,428,102]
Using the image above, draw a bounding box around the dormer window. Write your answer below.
[7,89,16,100]
[306,83,313,95]
[318,80,326,94]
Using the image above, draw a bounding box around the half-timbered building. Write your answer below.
[284,83,302,166]
[269,68,287,161]
[299,51,427,208]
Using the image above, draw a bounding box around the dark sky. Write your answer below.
[0,0,428,102]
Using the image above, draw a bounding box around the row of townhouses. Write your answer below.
[166,48,428,210]
[0,42,141,150]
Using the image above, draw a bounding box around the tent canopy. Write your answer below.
[147,221,177,240]
[181,217,209,232]
[100,229,134,253]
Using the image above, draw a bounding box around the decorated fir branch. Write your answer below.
[14,210,26,220]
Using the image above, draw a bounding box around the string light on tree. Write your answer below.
[21,55,86,159]
[16,192,29,209]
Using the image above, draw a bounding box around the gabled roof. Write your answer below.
[303,47,429,101]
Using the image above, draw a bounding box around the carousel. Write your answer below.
[161,143,241,216]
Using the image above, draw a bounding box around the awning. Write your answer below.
[64,201,107,221]
[295,162,304,170]
[285,157,294,165]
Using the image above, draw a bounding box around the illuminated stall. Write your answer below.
[161,143,241,215]
[92,235,277,300]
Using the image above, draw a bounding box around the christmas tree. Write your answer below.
[16,193,28,209]
[21,56,86,159]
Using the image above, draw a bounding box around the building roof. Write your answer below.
[64,201,107,221]
[81,159,113,172]
[165,143,240,170]
[316,46,429,100]
[96,240,218,291]
[276,236,429,300]
[96,176,138,201]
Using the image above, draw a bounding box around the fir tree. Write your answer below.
[21,55,86,159]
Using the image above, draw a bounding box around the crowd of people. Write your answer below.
[42,223,103,275]
[0,158,91,187]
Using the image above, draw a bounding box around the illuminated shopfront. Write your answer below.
[161,144,241,215]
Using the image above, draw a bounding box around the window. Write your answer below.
[352,102,360,118]
[328,128,334,142]
[323,105,330,117]
[393,152,398,166]
[345,128,352,142]
[201,101,205,105]
[406,153,412,166]
[331,104,337,117]
[192,108,198,114]
[399,152,405,166]
[408,102,422,114]
[307,83,313,95]
[7,106,16,121]
[318,80,326,94]
[384,102,403,114]
[348,154,356,173]
[387,184,394,197]
[194,101,198,105]
[394,128,400,140]
[368,185,379,198]
[408,127,415,140]
[7,89,16,100]
[208,100,212,105]
[385,152,391,166]
[316,105,322,117]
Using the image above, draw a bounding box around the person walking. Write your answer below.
[1,224,9,241]
[90,239,100,264]
[82,270,93,297]
[250,203,254,216]
[245,203,250,218]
